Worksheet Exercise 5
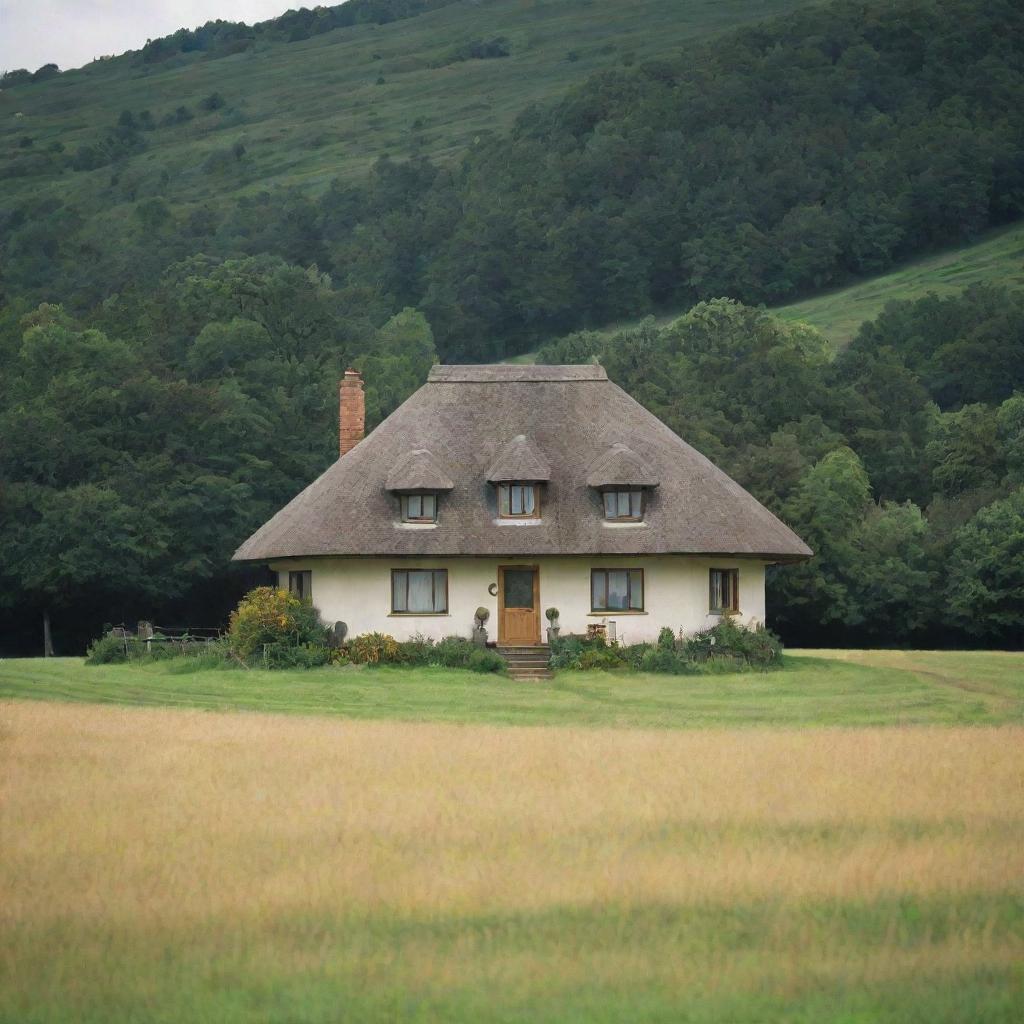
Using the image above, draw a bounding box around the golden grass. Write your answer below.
[2,700,1022,1021]
[3,700,1022,921]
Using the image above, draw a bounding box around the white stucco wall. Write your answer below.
[270,555,767,645]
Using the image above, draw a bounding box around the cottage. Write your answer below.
[233,365,811,648]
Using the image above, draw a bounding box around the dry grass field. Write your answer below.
[2,698,1022,1023]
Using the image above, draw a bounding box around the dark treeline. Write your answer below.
[4,0,1022,362]
[537,287,1024,648]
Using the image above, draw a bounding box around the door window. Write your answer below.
[503,569,535,608]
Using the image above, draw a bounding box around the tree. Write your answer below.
[945,489,1024,643]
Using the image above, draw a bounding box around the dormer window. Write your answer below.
[603,489,643,521]
[499,483,539,519]
[385,448,454,526]
[487,435,550,522]
[401,493,437,523]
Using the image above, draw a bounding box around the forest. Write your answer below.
[1,0,1023,653]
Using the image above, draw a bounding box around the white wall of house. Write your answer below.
[269,555,767,645]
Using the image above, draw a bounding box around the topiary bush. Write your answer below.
[227,586,329,663]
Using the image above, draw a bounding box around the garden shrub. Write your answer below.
[465,648,506,674]
[262,642,331,669]
[85,633,132,664]
[227,586,328,662]
[549,633,627,671]
[367,634,505,673]
[639,646,691,675]
[427,636,504,672]
[685,616,783,667]
[549,618,783,675]
[397,632,436,666]
[86,632,230,666]
[348,632,401,664]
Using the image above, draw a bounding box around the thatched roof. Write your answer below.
[486,435,551,483]
[385,449,455,492]
[586,443,660,489]
[233,364,812,562]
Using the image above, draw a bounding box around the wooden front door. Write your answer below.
[498,566,540,646]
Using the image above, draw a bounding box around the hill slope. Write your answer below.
[509,221,1024,360]
[0,0,808,202]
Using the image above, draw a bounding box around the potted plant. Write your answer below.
[473,606,490,646]
[545,607,560,643]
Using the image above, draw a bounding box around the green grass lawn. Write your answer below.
[1,648,1022,727]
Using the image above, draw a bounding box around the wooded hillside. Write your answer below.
[1,0,1023,653]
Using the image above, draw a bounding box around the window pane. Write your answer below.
[504,569,534,608]
[613,492,626,517]
[432,570,447,612]
[511,485,523,515]
[499,485,510,516]
[409,495,422,518]
[604,493,615,518]
[607,570,628,610]
[592,571,605,610]
[630,491,642,516]
[422,494,436,520]
[522,486,535,514]
[407,571,434,612]
[629,570,643,609]
[392,571,407,612]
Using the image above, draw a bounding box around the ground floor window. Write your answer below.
[591,568,644,611]
[391,569,448,614]
[709,568,739,613]
[288,570,312,601]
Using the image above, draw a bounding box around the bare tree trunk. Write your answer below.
[43,608,54,658]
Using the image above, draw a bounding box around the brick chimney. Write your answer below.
[339,368,365,457]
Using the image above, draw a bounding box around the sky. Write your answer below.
[0,1,296,73]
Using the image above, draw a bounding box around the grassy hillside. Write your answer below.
[510,221,1024,361]
[2,649,1022,726]
[774,221,1024,348]
[0,0,808,204]
[2,694,1022,1022]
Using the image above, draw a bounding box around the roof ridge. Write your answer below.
[428,364,607,383]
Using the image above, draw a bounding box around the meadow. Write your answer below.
[2,688,1022,1023]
